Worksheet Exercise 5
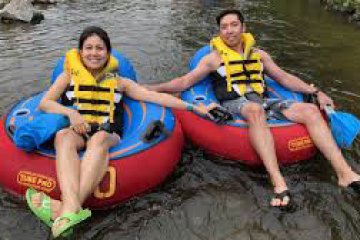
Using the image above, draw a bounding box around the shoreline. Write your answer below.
[321,0,360,23]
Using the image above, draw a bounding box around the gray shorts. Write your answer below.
[222,92,295,120]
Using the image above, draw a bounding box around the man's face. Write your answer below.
[219,14,244,47]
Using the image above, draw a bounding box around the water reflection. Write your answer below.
[1,0,360,239]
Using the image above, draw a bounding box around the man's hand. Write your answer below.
[193,104,211,116]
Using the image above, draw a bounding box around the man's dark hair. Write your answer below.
[78,26,112,52]
[216,9,245,26]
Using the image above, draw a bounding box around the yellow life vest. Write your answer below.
[64,48,121,124]
[210,33,265,96]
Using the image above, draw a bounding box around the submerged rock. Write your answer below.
[0,0,44,24]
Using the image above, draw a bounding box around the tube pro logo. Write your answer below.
[17,171,56,193]
[288,137,314,151]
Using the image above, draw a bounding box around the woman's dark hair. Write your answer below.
[78,26,112,52]
[216,9,245,26]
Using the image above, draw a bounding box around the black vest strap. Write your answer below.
[67,85,120,93]
[231,79,263,85]
[75,98,110,105]
[230,70,261,78]
[78,110,109,116]
[220,59,258,66]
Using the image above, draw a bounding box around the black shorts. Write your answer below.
[79,122,119,141]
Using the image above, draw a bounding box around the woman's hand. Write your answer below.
[317,91,334,109]
[206,102,219,111]
[193,102,219,119]
[193,104,209,116]
[68,110,89,135]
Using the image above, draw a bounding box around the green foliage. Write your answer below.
[321,0,360,21]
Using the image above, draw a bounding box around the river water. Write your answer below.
[1,0,360,239]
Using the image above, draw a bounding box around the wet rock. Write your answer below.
[32,0,57,4]
[0,0,11,6]
[0,0,11,9]
[0,0,44,24]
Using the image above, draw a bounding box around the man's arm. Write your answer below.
[259,49,317,93]
[146,53,216,93]
[259,49,333,108]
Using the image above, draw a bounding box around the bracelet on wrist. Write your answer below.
[186,103,194,111]
[309,84,320,95]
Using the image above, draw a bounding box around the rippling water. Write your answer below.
[1,0,360,239]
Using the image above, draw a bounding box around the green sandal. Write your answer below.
[26,188,73,236]
[52,208,92,238]
[26,188,53,227]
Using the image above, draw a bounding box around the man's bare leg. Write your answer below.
[241,103,289,206]
[283,103,360,187]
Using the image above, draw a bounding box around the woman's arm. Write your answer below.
[40,72,87,133]
[39,72,75,116]
[120,78,212,115]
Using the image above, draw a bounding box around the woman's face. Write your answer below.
[80,34,109,72]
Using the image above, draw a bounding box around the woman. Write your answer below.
[26,26,211,238]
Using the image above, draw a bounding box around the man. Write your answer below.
[146,9,360,207]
